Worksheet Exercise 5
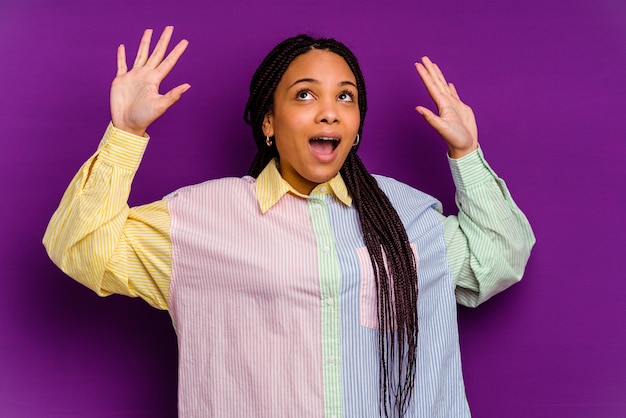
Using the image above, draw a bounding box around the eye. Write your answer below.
[338,90,355,102]
[296,89,314,101]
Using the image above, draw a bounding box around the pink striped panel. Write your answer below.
[167,177,324,417]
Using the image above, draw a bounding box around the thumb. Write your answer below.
[164,83,191,104]
[416,106,442,130]
[154,83,191,116]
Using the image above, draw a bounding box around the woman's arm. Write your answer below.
[437,148,535,307]
[43,27,189,309]
[43,125,172,309]
[415,57,535,306]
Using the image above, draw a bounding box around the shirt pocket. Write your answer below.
[356,243,418,330]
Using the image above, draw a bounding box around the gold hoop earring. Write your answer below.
[266,136,273,147]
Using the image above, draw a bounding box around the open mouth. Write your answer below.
[309,137,340,155]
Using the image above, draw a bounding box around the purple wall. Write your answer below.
[2,0,624,416]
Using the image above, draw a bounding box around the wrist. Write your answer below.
[111,121,146,137]
[448,143,478,159]
[110,121,147,138]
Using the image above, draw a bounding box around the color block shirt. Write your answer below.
[43,124,535,417]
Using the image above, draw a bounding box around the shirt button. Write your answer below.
[323,246,330,253]
[328,357,335,364]
[326,298,334,306]
[320,186,328,193]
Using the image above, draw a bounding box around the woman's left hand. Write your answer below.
[415,56,478,159]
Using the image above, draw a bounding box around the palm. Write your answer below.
[437,99,477,147]
[110,27,190,136]
[415,57,478,159]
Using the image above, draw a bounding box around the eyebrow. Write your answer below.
[288,78,357,89]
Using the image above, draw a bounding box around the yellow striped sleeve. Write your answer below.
[440,148,536,307]
[43,123,172,310]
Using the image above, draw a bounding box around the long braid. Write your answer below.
[340,151,418,416]
[244,34,418,417]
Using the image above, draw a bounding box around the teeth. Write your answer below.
[310,136,340,151]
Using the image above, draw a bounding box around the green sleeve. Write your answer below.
[437,148,536,307]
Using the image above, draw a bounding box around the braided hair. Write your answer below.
[243,34,418,417]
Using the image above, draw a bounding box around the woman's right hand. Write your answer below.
[110,26,190,136]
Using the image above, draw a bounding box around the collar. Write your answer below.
[253,159,353,214]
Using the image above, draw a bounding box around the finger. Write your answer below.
[156,39,189,78]
[431,63,450,88]
[415,62,444,109]
[420,57,446,92]
[146,26,174,68]
[133,28,153,68]
[415,62,436,94]
[430,62,462,103]
[421,57,447,88]
[448,82,460,100]
[156,83,192,113]
[423,58,457,103]
[116,44,128,76]
[415,105,443,130]
[165,83,192,102]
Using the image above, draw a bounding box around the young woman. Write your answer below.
[44,26,535,417]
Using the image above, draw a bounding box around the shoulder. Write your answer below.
[165,176,255,201]
[372,174,438,207]
[371,174,445,238]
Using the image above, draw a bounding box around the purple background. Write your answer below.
[1,0,625,416]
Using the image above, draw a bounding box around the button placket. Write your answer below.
[308,194,342,418]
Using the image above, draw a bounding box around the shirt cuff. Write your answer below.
[447,147,496,190]
[97,122,151,171]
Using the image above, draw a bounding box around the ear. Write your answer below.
[262,112,274,137]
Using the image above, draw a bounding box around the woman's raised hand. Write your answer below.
[110,26,190,136]
[415,57,478,159]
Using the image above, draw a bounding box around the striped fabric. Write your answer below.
[43,124,173,309]
[167,171,469,417]
[255,159,352,213]
[43,123,535,417]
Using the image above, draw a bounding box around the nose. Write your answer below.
[316,97,339,124]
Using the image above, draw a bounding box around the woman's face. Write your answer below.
[263,49,361,194]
